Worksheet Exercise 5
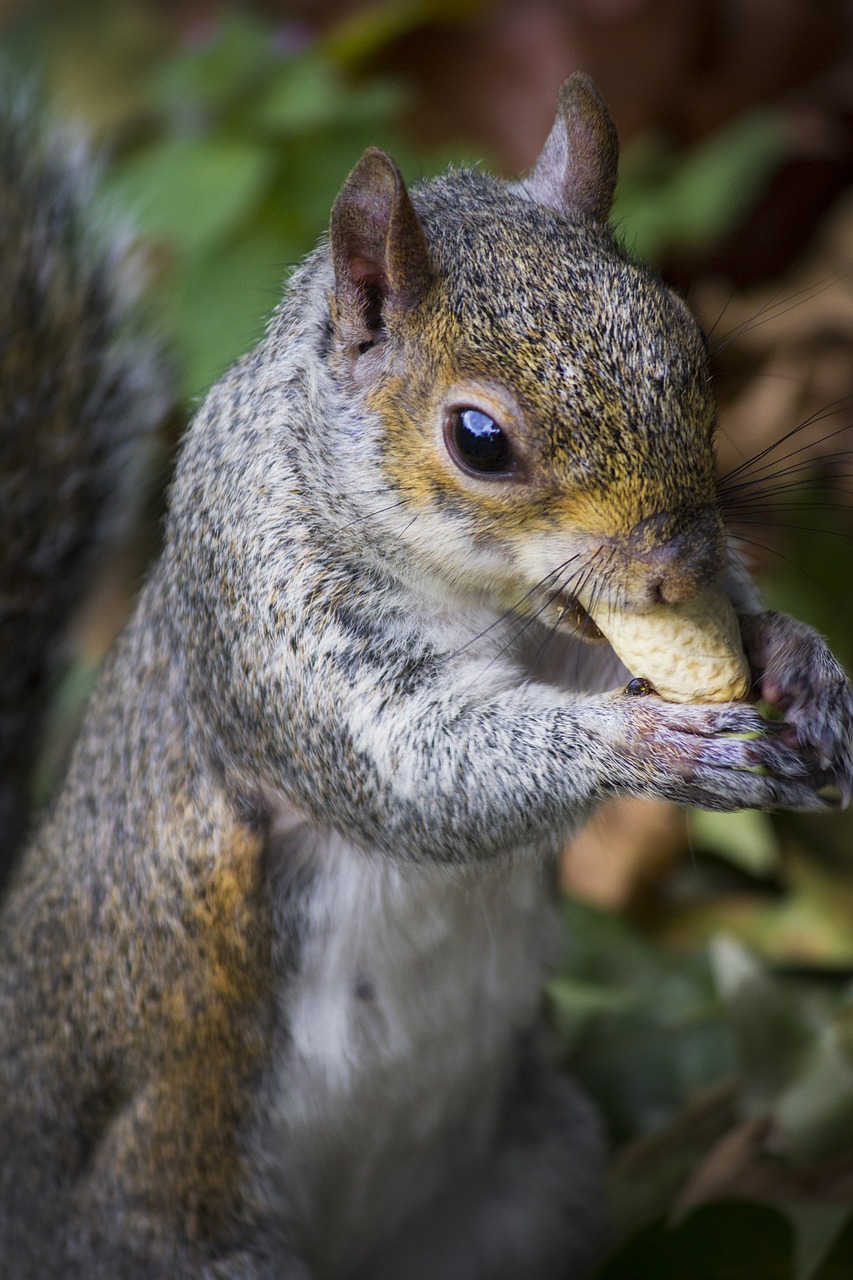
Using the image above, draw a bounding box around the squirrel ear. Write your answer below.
[330,147,433,347]
[526,72,619,222]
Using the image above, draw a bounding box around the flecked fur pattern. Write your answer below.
[0,80,172,882]
[1,73,851,1279]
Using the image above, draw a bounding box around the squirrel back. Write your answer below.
[0,81,173,883]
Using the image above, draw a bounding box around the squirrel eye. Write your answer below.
[447,408,513,475]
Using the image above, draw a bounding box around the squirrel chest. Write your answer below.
[262,814,556,1275]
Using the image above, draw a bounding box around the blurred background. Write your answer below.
[5,0,853,1274]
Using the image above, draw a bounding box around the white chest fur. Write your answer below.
[268,824,557,1277]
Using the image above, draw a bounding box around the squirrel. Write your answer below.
[1,70,851,1280]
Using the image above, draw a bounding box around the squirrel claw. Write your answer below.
[739,611,853,807]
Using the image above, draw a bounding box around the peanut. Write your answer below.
[586,586,751,704]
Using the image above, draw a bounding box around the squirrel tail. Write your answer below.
[0,78,174,884]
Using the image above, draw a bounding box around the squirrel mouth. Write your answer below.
[551,591,605,642]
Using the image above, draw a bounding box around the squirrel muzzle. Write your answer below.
[616,504,728,608]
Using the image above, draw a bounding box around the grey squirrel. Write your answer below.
[1,71,851,1280]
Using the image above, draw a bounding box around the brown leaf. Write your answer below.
[561,796,687,909]
[679,1116,853,1206]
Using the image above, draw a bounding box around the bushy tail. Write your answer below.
[0,79,174,884]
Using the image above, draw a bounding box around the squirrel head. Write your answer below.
[327,73,724,636]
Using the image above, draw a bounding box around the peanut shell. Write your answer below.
[586,586,751,704]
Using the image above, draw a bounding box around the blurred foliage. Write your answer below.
[105,10,794,399]
[551,898,736,1146]
[7,2,795,399]
[596,1199,853,1280]
[322,0,484,66]
[762,502,853,677]
[7,1,853,1274]
[104,9,439,398]
[613,111,790,265]
[9,2,479,400]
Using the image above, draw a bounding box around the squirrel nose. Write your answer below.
[629,507,726,606]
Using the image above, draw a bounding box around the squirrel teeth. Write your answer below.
[583,585,752,704]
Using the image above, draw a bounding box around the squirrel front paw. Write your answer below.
[739,611,853,808]
[604,693,840,814]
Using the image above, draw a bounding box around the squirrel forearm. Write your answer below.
[299,691,613,862]
[190,613,614,863]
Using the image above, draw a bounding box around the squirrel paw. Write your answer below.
[608,695,840,813]
[739,611,853,809]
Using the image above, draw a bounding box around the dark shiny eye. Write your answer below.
[447,408,513,475]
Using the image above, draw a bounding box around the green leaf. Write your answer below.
[549,976,641,1038]
[774,1020,853,1165]
[786,1204,851,1280]
[664,111,788,244]
[169,232,295,398]
[151,10,272,111]
[253,56,343,132]
[323,0,482,66]
[265,130,420,234]
[110,137,273,259]
[812,1212,853,1280]
[613,111,789,264]
[711,937,824,1113]
[554,899,735,1142]
[691,809,780,877]
[254,55,403,134]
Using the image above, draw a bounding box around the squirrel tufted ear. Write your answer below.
[330,147,433,348]
[526,72,619,223]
